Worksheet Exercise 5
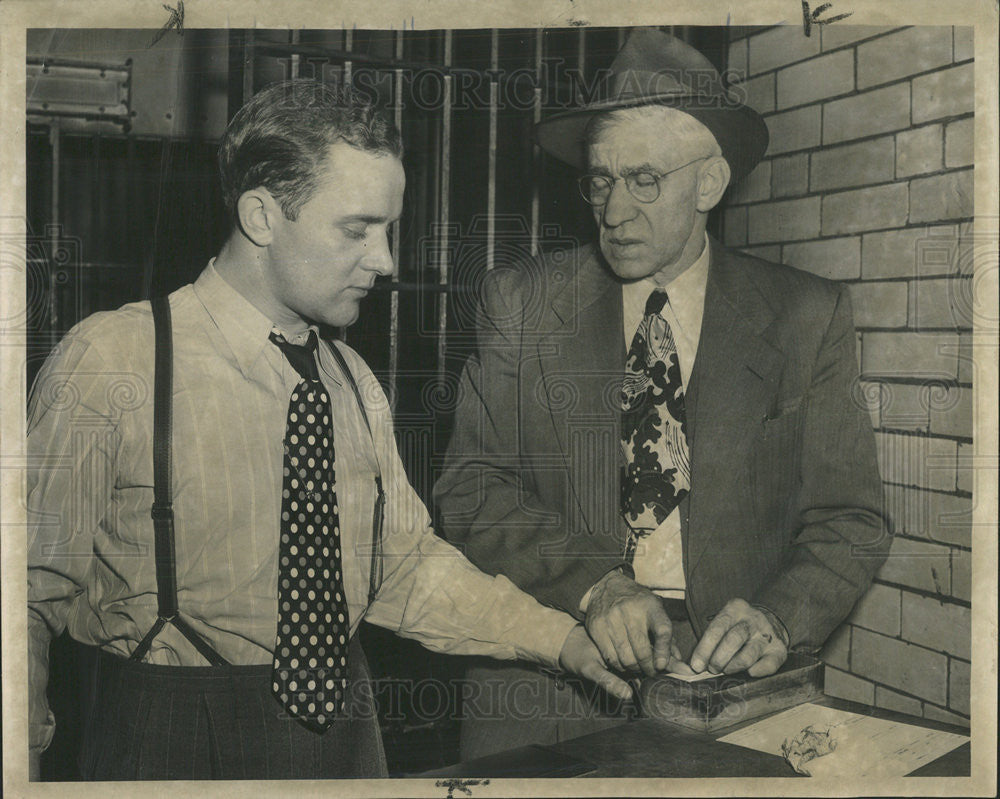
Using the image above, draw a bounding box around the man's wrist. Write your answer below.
[579,562,634,614]
[549,623,585,687]
[752,604,790,647]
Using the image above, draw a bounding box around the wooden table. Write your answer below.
[420,695,971,779]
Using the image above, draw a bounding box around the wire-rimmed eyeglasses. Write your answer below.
[578,156,711,206]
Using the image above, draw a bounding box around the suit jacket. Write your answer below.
[434,237,890,650]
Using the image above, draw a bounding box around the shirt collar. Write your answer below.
[623,232,711,341]
[194,261,345,386]
[663,232,711,341]
[192,260,278,380]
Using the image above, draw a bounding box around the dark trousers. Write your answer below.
[459,598,697,761]
[78,637,387,780]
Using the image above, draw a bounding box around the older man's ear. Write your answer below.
[695,156,731,213]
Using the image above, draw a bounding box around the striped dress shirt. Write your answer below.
[27,263,577,753]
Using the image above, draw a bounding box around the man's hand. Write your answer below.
[689,598,788,677]
[584,569,675,676]
[558,624,634,701]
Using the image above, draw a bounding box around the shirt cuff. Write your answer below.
[579,562,635,614]
[752,604,790,648]
[29,708,55,754]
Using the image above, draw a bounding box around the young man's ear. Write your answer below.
[236,188,282,246]
[695,156,732,213]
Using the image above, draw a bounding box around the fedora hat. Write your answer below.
[536,28,768,182]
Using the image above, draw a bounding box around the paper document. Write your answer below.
[663,659,716,682]
[665,670,716,682]
[718,702,968,778]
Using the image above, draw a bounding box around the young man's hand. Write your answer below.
[558,625,634,701]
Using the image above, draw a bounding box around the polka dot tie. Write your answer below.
[620,290,691,563]
[269,331,350,734]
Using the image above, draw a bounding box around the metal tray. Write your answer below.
[636,651,824,733]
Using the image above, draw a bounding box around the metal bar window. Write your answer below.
[339,27,355,344]
[343,28,354,84]
[486,29,498,273]
[530,29,543,257]
[48,120,61,348]
[388,30,404,410]
[289,30,300,78]
[242,33,254,105]
[436,29,453,385]
[26,23,735,511]
[220,26,617,415]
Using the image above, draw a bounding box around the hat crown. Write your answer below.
[599,28,729,104]
[535,26,769,182]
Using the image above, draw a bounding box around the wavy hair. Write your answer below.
[218,80,403,221]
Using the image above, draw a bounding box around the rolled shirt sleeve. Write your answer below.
[342,348,578,669]
[27,325,122,752]
[25,313,583,757]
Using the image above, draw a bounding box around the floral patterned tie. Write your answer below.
[620,290,691,562]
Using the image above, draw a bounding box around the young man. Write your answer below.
[27,79,629,780]
[435,28,891,759]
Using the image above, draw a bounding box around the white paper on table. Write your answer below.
[718,702,969,778]
[664,670,716,682]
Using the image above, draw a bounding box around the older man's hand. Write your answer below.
[584,569,675,676]
[689,598,789,677]
[558,625,634,701]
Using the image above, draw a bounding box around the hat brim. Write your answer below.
[536,94,769,183]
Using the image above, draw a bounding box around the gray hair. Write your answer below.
[584,105,723,160]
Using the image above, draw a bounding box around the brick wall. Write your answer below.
[724,25,975,727]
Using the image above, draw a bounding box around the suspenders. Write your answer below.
[129,296,384,665]
[130,296,229,666]
[324,340,385,607]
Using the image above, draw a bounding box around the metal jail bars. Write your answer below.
[225,27,657,414]
[27,27,721,422]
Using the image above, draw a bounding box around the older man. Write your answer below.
[435,28,890,758]
[26,79,629,781]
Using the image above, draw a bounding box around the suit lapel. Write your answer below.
[684,240,784,577]
[533,240,787,573]
[537,247,624,535]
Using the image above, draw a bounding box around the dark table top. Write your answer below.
[421,694,971,779]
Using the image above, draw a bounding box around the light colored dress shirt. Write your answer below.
[27,263,577,752]
[620,234,710,600]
